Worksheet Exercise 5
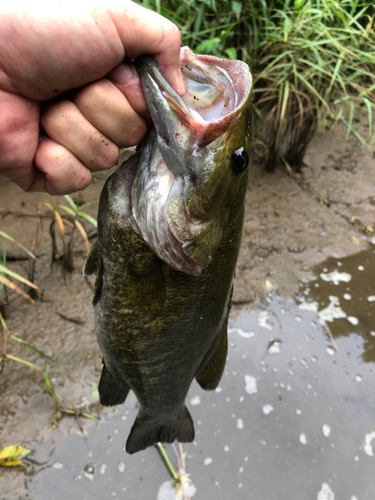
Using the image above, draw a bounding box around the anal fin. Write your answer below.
[99,362,130,406]
[126,406,194,454]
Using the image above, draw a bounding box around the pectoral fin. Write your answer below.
[82,241,103,306]
[83,241,99,276]
[195,320,228,391]
[99,362,130,406]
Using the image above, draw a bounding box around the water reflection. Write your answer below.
[297,245,375,364]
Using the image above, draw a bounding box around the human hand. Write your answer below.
[0,0,184,195]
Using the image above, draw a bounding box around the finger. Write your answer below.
[41,99,119,172]
[108,60,151,122]
[0,89,40,190]
[110,1,185,95]
[29,137,92,195]
[72,78,147,147]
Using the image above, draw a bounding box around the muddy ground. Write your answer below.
[0,116,374,499]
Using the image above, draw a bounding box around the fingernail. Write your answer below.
[109,62,137,86]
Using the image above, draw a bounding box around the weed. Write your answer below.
[138,0,375,169]
[43,195,97,271]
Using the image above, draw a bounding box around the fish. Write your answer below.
[84,47,253,454]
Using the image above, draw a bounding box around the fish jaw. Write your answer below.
[131,48,253,275]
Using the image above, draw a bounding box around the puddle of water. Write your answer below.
[20,248,375,500]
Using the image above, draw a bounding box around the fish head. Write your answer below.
[132,47,253,275]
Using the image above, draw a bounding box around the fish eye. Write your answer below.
[231,147,249,175]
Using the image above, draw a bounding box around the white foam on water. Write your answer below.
[317,483,335,500]
[299,300,319,312]
[367,295,375,302]
[157,476,196,500]
[190,396,201,406]
[237,419,244,430]
[319,296,347,323]
[228,328,255,339]
[204,458,212,466]
[358,265,364,271]
[52,462,63,469]
[296,409,302,415]
[100,464,107,475]
[356,374,362,382]
[326,346,336,356]
[262,404,274,415]
[322,425,331,437]
[118,462,125,473]
[299,433,307,445]
[244,375,257,395]
[224,445,230,452]
[268,341,281,355]
[363,431,375,456]
[257,311,273,330]
[347,316,359,325]
[343,293,352,300]
[320,270,351,285]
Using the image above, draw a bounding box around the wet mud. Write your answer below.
[0,120,374,499]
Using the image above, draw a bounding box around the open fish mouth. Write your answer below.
[130,47,253,276]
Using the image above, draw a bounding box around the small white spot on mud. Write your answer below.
[358,265,364,271]
[367,295,375,302]
[343,293,352,300]
[320,270,351,285]
[287,384,292,391]
[299,300,319,312]
[229,328,255,338]
[100,464,107,475]
[239,396,245,402]
[244,456,249,461]
[238,483,242,489]
[319,296,347,323]
[354,456,359,461]
[347,316,359,325]
[363,431,375,456]
[215,387,222,393]
[326,346,336,356]
[262,405,274,415]
[190,396,201,406]
[204,458,212,466]
[317,482,335,500]
[371,331,375,337]
[356,374,362,382]
[299,433,307,445]
[239,466,244,473]
[257,311,273,330]
[118,462,125,473]
[237,419,244,429]
[351,496,358,500]
[52,462,63,469]
[296,409,302,415]
[224,445,230,452]
[244,375,257,395]
[322,425,331,437]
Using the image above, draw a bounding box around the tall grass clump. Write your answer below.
[138,0,375,170]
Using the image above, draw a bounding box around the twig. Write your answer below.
[324,321,338,351]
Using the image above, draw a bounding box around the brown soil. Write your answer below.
[0,117,374,498]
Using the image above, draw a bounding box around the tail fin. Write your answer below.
[126,406,195,454]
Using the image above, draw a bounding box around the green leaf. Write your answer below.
[0,264,41,291]
[294,0,306,9]
[59,205,76,217]
[0,231,37,260]
[63,195,78,211]
[195,37,221,54]
[76,212,97,228]
[10,334,51,359]
[231,1,242,17]
[224,47,237,60]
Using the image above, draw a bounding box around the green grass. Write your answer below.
[138,0,375,169]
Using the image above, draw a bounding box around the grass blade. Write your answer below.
[10,334,51,359]
[0,232,37,260]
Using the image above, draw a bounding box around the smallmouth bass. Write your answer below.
[84,47,252,454]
